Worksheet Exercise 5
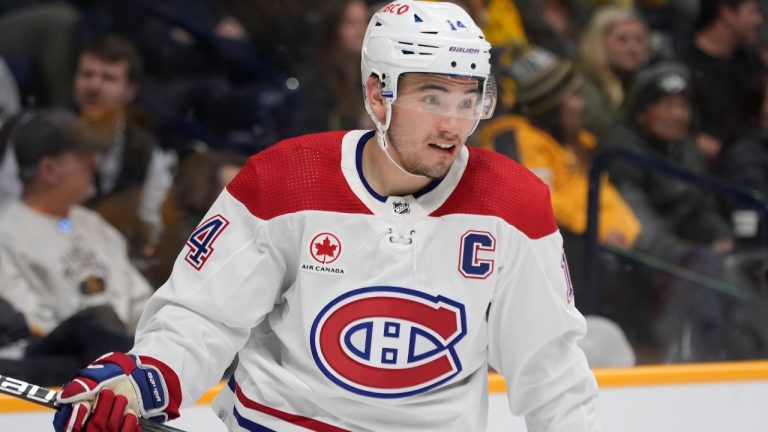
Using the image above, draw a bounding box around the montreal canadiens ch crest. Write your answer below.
[310,287,467,398]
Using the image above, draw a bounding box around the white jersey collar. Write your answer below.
[340,130,468,222]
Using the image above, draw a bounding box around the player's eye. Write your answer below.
[458,97,477,110]
[421,94,441,106]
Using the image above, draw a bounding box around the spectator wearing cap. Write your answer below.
[478,45,638,367]
[602,62,733,259]
[0,36,175,258]
[479,44,640,254]
[0,109,152,384]
[600,63,766,361]
[679,0,765,168]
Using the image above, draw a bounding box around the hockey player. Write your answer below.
[53,1,601,431]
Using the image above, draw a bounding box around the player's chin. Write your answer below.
[420,161,453,179]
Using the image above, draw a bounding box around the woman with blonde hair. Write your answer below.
[578,6,649,135]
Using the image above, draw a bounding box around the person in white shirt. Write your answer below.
[0,109,152,385]
[0,36,174,256]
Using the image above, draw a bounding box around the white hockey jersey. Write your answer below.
[0,202,152,333]
[132,130,600,431]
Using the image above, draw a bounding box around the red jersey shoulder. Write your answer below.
[227,131,370,220]
[432,146,557,239]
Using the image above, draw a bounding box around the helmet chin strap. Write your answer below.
[374,102,429,180]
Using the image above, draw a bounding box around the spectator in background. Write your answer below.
[578,6,650,136]
[144,149,247,287]
[480,45,641,259]
[603,63,733,257]
[0,110,151,384]
[721,80,768,245]
[478,45,638,367]
[73,35,174,259]
[679,0,765,168]
[297,0,372,133]
[600,63,767,361]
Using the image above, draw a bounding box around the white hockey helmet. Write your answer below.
[361,1,496,133]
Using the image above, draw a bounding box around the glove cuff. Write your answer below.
[137,355,182,420]
[88,352,182,421]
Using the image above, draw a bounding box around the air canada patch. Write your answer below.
[302,232,345,276]
[310,286,467,398]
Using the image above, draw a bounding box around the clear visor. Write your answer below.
[390,73,497,121]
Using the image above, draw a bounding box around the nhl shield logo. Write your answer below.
[392,201,410,215]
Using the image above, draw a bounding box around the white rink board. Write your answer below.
[487,380,768,432]
[2,379,767,431]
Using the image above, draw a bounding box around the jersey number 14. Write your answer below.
[185,214,230,270]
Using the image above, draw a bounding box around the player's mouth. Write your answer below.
[428,142,456,156]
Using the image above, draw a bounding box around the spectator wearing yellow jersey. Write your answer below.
[478,45,639,366]
[479,45,641,253]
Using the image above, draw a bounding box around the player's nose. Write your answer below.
[436,114,462,134]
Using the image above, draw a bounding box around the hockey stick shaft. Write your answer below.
[0,373,185,432]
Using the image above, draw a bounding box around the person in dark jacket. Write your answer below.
[678,0,765,168]
[601,62,768,362]
[602,62,733,259]
[73,35,174,258]
[721,80,768,242]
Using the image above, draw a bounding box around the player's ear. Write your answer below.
[365,75,387,124]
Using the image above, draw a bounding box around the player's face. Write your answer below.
[604,19,648,73]
[74,53,136,117]
[387,74,480,178]
[637,93,691,142]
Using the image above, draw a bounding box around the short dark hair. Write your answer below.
[13,109,101,184]
[80,35,143,83]
[695,0,752,31]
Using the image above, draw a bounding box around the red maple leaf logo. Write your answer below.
[314,236,338,262]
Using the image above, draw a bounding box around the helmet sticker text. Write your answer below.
[378,3,409,15]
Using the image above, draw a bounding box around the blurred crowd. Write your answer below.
[1,0,768,385]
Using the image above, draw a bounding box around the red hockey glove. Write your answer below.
[53,352,181,432]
